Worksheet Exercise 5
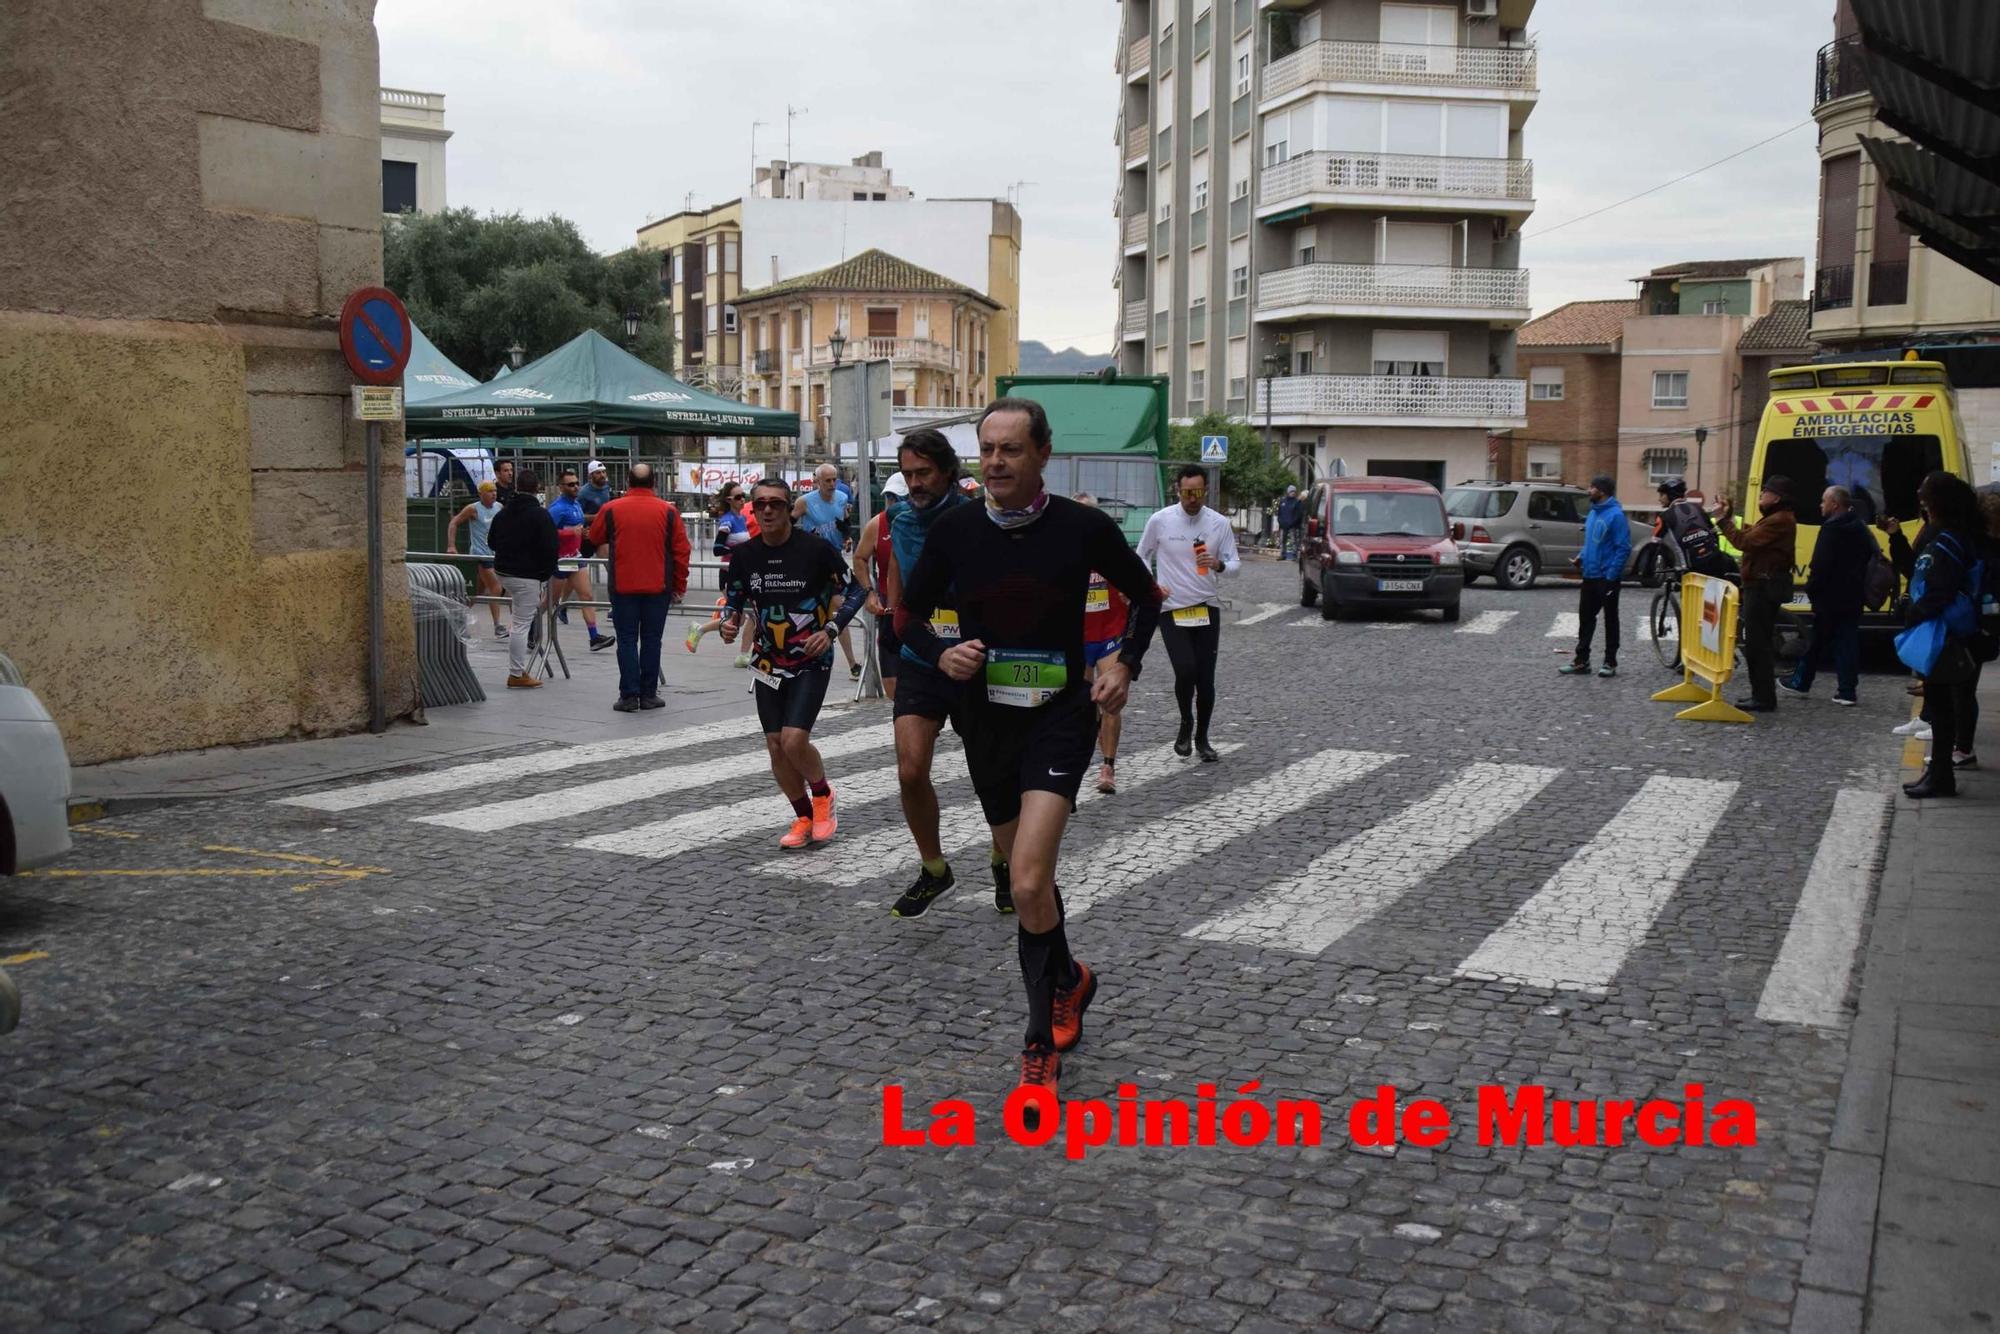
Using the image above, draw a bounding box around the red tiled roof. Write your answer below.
[1517,299,1636,348]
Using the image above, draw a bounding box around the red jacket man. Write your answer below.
[585,462,691,709]
[587,464,691,599]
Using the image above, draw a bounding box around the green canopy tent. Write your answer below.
[404,328,799,441]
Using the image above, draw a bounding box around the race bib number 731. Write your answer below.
[984,649,1067,707]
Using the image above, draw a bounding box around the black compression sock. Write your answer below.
[1017,922,1076,1048]
[789,795,811,818]
[808,777,831,798]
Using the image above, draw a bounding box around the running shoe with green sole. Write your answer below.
[993,859,1014,914]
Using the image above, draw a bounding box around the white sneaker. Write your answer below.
[1891,718,1932,739]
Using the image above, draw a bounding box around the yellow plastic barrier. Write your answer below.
[1651,574,1753,724]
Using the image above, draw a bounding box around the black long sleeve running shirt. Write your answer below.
[898,495,1163,705]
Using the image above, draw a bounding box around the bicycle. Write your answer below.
[1650,556,1806,674]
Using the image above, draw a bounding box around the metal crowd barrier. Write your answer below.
[405,563,486,707]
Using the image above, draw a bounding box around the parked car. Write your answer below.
[1446,482,1656,590]
[0,652,70,1034]
[1298,476,1463,622]
[0,652,71,879]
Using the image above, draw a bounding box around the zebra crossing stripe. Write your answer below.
[787,741,1235,889]
[1455,775,1738,991]
[1060,748,1401,917]
[577,749,970,860]
[414,722,896,833]
[1237,603,1293,626]
[1756,789,1891,1027]
[1546,612,1580,639]
[1288,617,1321,628]
[276,713,783,812]
[1187,762,1562,955]
[1457,610,1518,635]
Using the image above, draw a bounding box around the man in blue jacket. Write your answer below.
[1559,474,1632,679]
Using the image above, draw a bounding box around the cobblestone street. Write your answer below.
[2,563,1922,1332]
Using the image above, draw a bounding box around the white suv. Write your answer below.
[0,652,71,877]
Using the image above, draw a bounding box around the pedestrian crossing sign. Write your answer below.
[1201,434,1228,463]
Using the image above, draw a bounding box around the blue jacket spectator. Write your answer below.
[1578,492,1631,581]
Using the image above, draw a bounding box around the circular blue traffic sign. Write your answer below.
[339,287,412,386]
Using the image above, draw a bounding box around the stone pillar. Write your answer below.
[0,0,419,763]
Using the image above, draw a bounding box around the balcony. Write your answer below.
[1814,264,1855,312]
[1122,212,1149,251]
[1123,299,1148,341]
[806,337,961,371]
[1261,39,1537,108]
[1254,374,1527,428]
[1126,36,1151,81]
[1254,262,1531,323]
[1125,122,1150,163]
[751,348,775,374]
[1814,36,1868,109]
[1259,150,1534,217]
[1868,259,1909,305]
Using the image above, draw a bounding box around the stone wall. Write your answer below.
[0,0,418,763]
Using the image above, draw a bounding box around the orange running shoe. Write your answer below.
[1017,1045,1061,1130]
[810,788,837,844]
[1051,962,1098,1053]
[778,816,813,850]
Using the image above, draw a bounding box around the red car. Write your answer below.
[1297,476,1464,622]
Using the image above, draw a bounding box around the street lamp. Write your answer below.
[1260,351,1281,470]
[1693,425,1708,497]
[622,307,641,348]
[828,327,847,367]
[507,341,525,370]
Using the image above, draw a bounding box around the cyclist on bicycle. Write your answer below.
[1653,476,1737,579]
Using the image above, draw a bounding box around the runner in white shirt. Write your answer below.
[1136,464,1242,761]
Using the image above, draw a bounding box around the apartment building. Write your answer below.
[1615,258,1803,504]
[1510,299,1632,486]
[754,150,912,202]
[636,155,1021,400]
[734,249,999,443]
[380,88,449,215]
[1810,2,2000,482]
[1113,0,1536,489]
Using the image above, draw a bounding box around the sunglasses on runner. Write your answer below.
[750,497,790,510]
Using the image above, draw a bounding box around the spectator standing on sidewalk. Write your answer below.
[1716,478,1799,713]
[1781,486,1872,706]
[1276,485,1304,560]
[1894,472,1986,798]
[493,457,516,503]
[587,462,691,713]
[1558,475,1631,679]
[488,469,558,689]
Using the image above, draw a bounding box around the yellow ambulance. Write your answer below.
[1745,358,1973,623]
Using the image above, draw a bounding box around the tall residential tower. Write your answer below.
[1114,0,1536,487]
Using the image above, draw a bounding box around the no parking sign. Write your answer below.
[338,286,412,386]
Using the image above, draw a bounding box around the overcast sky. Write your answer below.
[379,0,1829,354]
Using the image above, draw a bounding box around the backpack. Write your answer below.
[1862,552,1897,611]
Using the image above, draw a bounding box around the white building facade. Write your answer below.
[1114,0,1536,488]
[380,87,449,215]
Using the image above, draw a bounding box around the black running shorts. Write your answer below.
[892,656,966,726]
[754,665,831,735]
[960,688,1096,827]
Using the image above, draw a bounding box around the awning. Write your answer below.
[405,329,800,439]
[1862,135,2000,285]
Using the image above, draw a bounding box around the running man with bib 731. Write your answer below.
[720,478,865,850]
[898,398,1163,1120]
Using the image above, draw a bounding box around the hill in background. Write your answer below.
[1016,340,1112,376]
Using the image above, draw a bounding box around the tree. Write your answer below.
[1165,413,1297,510]
[383,208,674,377]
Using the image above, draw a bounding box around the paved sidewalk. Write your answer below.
[69,610,880,811]
[1796,673,2000,1333]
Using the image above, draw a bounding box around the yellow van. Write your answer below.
[1746,358,1972,623]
